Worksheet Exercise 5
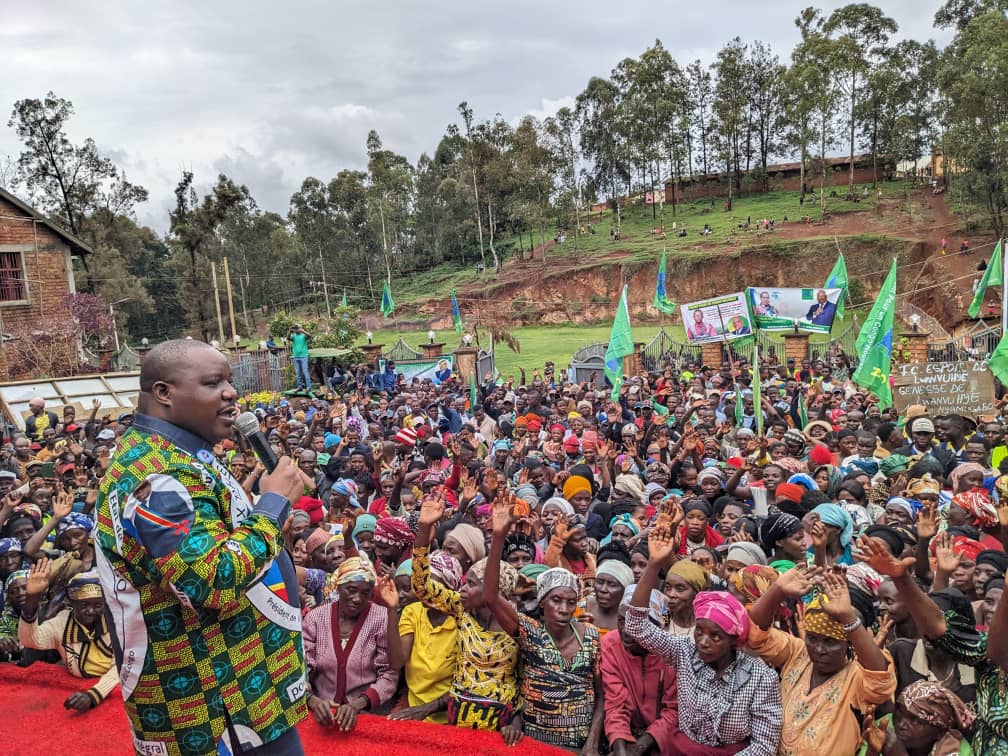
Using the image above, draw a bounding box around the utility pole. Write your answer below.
[238,274,251,332]
[211,262,226,344]
[318,246,332,320]
[222,256,239,347]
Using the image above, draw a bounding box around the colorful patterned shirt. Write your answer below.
[94,414,306,756]
[516,614,600,750]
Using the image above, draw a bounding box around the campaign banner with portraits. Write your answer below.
[747,287,843,334]
[680,293,752,344]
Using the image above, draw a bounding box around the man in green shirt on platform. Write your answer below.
[288,323,311,390]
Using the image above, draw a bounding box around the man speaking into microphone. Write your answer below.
[94,339,307,756]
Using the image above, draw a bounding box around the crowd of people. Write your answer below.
[5,347,1008,755]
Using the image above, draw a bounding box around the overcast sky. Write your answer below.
[0,1,951,232]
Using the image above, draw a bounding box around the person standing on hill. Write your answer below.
[288,323,312,390]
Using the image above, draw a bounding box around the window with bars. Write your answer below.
[0,251,26,302]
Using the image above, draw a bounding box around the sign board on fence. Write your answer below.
[891,361,995,417]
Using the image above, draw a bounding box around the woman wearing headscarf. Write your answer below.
[600,512,640,549]
[303,556,402,731]
[662,558,712,636]
[485,497,604,753]
[352,513,378,561]
[676,497,725,555]
[581,558,634,636]
[18,563,118,711]
[625,511,782,755]
[747,566,895,756]
[808,502,855,566]
[723,542,768,581]
[411,491,523,744]
[759,512,806,564]
[392,550,462,723]
[372,515,415,574]
[441,522,485,574]
[503,532,537,569]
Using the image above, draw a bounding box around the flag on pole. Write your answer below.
[988,328,1008,386]
[451,290,464,335]
[797,392,809,429]
[968,239,1002,318]
[469,371,478,411]
[604,286,635,400]
[825,252,849,320]
[752,344,763,435]
[852,258,897,408]
[734,384,744,427]
[653,250,677,314]
[380,280,395,318]
[341,289,348,308]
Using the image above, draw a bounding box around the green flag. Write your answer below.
[653,250,677,314]
[341,289,348,308]
[470,371,478,411]
[603,286,635,400]
[752,344,762,435]
[989,328,1008,386]
[852,258,897,409]
[968,239,1002,318]
[797,392,809,429]
[734,384,744,426]
[380,280,395,318]
[825,252,849,320]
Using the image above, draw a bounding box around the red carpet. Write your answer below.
[3,663,568,755]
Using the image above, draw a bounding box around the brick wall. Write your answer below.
[0,195,74,333]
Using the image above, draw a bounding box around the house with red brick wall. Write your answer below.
[0,188,92,378]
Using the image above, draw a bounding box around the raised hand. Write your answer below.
[52,488,74,520]
[933,532,961,574]
[418,491,446,528]
[853,534,916,578]
[492,492,517,537]
[998,498,1008,530]
[874,616,893,648]
[776,565,820,599]
[807,518,828,550]
[373,575,399,609]
[819,569,856,622]
[647,520,678,566]
[553,515,573,543]
[916,502,939,541]
[26,557,51,597]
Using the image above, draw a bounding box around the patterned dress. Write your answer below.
[411,546,519,730]
[516,614,600,750]
[94,414,306,756]
[932,612,1008,755]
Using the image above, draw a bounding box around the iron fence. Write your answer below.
[229,347,290,395]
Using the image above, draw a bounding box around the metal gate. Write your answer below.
[229,348,289,395]
[640,328,700,372]
[476,349,495,382]
[570,343,608,388]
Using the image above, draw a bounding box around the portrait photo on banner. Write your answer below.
[747,287,842,334]
[680,293,751,344]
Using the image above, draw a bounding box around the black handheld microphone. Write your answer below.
[235,412,279,474]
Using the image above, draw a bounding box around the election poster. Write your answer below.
[747,287,843,334]
[680,293,752,344]
[380,356,455,385]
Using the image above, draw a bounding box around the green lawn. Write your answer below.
[358,324,678,378]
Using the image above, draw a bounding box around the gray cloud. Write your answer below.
[0,0,951,232]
